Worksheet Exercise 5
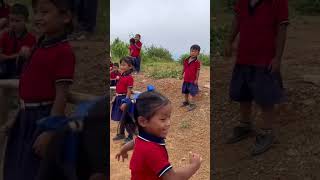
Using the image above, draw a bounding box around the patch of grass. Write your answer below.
[293,0,320,15]
[143,61,182,80]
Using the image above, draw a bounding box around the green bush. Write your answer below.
[111,38,129,59]
[178,53,210,66]
[145,45,173,61]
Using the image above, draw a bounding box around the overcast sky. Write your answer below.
[110,0,210,59]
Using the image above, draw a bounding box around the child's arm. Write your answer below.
[32,82,71,158]
[0,53,19,62]
[224,15,239,57]
[162,152,202,180]
[134,42,142,50]
[194,68,200,85]
[120,87,133,111]
[270,23,288,73]
[115,140,134,162]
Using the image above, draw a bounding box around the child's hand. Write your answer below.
[115,149,129,162]
[19,46,31,58]
[33,131,54,158]
[116,76,120,80]
[120,104,127,111]
[188,152,202,169]
[194,80,198,85]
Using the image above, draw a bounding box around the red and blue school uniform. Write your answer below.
[3,34,76,180]
[110,69,120,86]
[130,131,172,180]
[229,0,289,106]
[111,72,133,121]
[0,30,36,78]
[131,41,142,72]
[182,56,201,97]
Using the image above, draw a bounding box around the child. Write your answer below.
[116,90,202,179]
[0,3,36,79]
[0,0,10,32]
[224,0,289,155]
[131,34,142,74]
[110,62,120,87]
[3,0,76,180]
[181,44,201,111]
[111,56,135,142]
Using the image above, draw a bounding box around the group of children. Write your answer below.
[110,43,203,179]
[0,0,106,180]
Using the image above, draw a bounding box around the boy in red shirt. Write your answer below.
[181,44,201,111]
[0,3,36,79]
[225,0,289,155]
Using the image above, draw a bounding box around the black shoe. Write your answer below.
[227,124,253,144]
[180,101,190,107]
[124,136,133,143]
[187,103,197,111]
[112,134,125,141]
[251,130,275,156]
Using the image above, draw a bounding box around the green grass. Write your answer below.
[143,61,182,80]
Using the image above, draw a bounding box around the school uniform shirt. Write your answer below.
[235,0,289,66]
[183,56,201,83]
[110,70,120,80]
[115,73,133,94]
[19,35,76,103]
[130,131,172,180]
[131,41,142,57]
[0,4,10,19]
[0,30,36,56]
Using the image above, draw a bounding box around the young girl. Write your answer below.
[110,62,120,87]
[111,56,135,142]
[116,90,202,180]
[3,0,75,180]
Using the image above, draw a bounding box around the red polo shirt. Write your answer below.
[19,36,75,102]
[131,41,142,57]
[0,4,10,19]
[110,70,120,80]
[0,31,36,55]
[130,132,172,180]
[235,0,289,66]
[116,73,133,94]
[183,57,201,83]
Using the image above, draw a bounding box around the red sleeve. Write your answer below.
[145,146,172,177]
[127,76,133,88]
[54,46,76,83]
[136,42,142,49]
[273,0,289,24]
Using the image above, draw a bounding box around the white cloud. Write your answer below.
[111,0,210,59]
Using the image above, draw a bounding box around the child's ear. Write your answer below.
[137,116,148,128]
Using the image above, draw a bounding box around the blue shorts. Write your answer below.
[229,64,284,106]
[182,82,199,97]
[111,95,126,121]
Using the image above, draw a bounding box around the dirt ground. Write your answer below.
[110,67,211,179]
[213,16,320,180]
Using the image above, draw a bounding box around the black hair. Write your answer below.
[130,38,135,44]
[122,91,170,133]
[113,63,119,67]
[32,0,75,34]
[190,44,201,51]
[11,3,29,20]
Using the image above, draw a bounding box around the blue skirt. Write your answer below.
[3,105,52,180]
[111,95,126,121]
